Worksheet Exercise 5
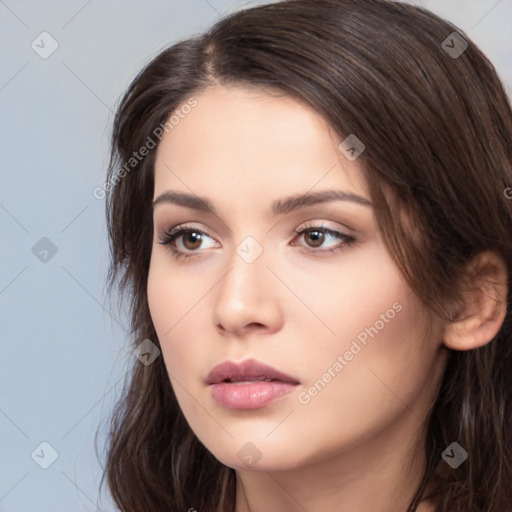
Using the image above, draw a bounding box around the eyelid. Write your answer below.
[293,220,354,237]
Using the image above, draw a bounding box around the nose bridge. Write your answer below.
[212,232,280,333]
[218,233,268,305]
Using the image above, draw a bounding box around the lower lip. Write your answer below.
[209,381,298,409]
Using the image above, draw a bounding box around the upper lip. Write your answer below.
[206,358,300,385]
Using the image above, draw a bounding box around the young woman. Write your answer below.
[100,0,512,510]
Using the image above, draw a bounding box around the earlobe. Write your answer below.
[443,250,508,351]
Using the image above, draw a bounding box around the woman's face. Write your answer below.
[148,84,447,472]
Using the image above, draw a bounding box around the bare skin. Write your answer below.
[147,84,508,511]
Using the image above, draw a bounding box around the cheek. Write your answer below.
[294,246,432,421]
[147,253,199,334]
[280,291,433,472]
[299,285,432,434]
[293,239,413,350]
[147,262,208,424]
[146,256,209,377]
[147,258,183,366]
[147,261,173,337]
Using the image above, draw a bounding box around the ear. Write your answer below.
[443,250,508,351]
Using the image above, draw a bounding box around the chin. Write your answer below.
[201,437,309,473]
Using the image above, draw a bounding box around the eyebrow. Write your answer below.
[152,189,372,215]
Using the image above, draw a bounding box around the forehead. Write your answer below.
[153,84,369,203]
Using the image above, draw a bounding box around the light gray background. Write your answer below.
[1,1,511,510]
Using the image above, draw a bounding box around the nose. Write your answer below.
[212,243,283,337]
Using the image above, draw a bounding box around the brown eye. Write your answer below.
[158,225,217,260]
[293,224,356,255]
[181,230,203,250]
[303,229,325,248]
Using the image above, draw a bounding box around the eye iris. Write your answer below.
[306,229,324,247]
[183,231,202,250]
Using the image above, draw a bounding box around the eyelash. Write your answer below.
[157,222,356,260]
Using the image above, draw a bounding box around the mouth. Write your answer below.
[221,376,276,384]
[206,359,300,410]
[206,358,300,385]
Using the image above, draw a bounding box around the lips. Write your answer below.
[206,359,300,410]
[205,358,300,385]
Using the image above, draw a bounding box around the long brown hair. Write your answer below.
[99,1,512,510]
